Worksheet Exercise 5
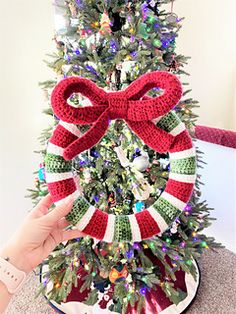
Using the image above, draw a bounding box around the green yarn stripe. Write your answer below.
[45,153,72,173]
[114,216,132,242]
[170,156,196,175]
[153,197,181,225]
[66,196,90,225]
[156,111,181,133]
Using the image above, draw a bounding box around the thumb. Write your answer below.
[44,196,74,225]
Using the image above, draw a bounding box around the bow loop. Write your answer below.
[51,71,183,160]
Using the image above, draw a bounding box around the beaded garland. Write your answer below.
[45,71,196,242]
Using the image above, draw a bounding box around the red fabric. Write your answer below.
[169,130,193,153]
[136,210,161,239]
[50,124,78,148]
[82,209,108,240]
[47,179,76,202]
[51,71,183,160]
[195,125,236,149]
[165,180,194,203]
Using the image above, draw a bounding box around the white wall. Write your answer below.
[0,1,54,247]
[174,0,236,130]
[0,1,235,252]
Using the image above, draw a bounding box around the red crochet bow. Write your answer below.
[51,71,182,160]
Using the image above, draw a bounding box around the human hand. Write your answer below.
[0,194,83,274]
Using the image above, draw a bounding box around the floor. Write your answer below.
[5,248,236,314]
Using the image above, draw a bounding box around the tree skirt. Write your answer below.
[40,260,200,314]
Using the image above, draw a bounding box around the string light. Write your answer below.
[140,287,147,295]
[162,245,167,253]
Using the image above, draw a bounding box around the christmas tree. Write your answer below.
[27,0,221,313]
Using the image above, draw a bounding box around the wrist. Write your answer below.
[0,245,31,274]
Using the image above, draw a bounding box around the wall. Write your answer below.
[0,1,54,247]
[174,0,236,130]
[0,1,235,251]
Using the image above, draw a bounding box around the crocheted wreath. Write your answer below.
[45,71,196,243]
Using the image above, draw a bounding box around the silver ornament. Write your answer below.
[132,155,150,172]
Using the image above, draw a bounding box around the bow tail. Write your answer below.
[127,120,175,153]
[63,110,110,160]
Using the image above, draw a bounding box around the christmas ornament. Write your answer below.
[38,163,46,181]
[109,264,129,283]
[99,11,112,35]
[108,192,116,208]
[83,168,91,183]
[166,13,178,24]
[45,71,197,242]
[134,201,145,213]
[170,221,178,234]
[132,155,150,172]
[132,178,152,201]
[138,22,149,39]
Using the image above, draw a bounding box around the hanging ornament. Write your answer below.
[132,178,152,201]
[132,155,150,172]
[166,13,178,24]
[100,269,109,279]
[38,163,46,181]
[108,192,116,208]
[73,257,80,267]
[109,265,129,284]
[153,38,162,48]
[83,168,92,183]
[68,3,77,17]
[99,11,112,35]
[138,22,149,40]
[170,221,178,234]
[134,201,145,213]
[114,146,130,167]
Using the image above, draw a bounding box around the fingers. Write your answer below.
[61,228,85,242]
[44,196,74,225]
[57,217,70,229]
[30,194,53,218]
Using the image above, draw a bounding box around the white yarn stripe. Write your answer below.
[161,191,186,211]
[45,172,73,183]
[76,205,96,231]
[47,142,64,156]
[129,215,142,242]
[148,207,169,233]
[169,147,196,160]
[59,120,82,137]
[152,116,163,125]
[54,190,81,206]
[169,172,197,183]
[103,214,115,243]
[169,122,186,136]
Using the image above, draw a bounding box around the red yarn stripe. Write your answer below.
[169,130,192,153]
[165,179,194,203]
[82,209,108,240]
[47,178,76,202]
[136,211,160,239]
[50,124,78,148]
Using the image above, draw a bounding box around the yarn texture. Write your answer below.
[45,71,197,242]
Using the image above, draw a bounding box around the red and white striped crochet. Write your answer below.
[45,71,197,242]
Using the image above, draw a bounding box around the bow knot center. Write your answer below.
[107,91,128,120]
